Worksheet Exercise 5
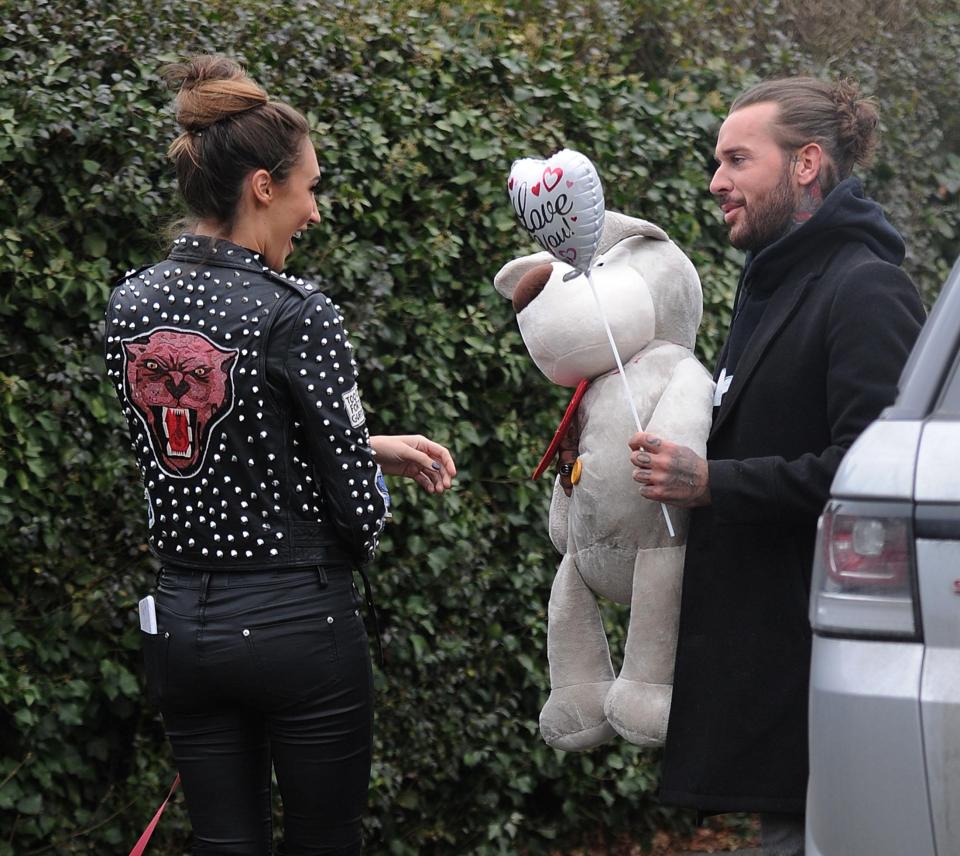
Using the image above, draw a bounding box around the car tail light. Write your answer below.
[811,500,920,639]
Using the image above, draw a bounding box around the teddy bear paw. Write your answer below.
[603,677,671,748]
[539,682,617,751]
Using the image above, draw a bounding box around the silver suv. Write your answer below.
[807,258,960,856]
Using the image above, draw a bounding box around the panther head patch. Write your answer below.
[122,328,238,478]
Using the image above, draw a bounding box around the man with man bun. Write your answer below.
[626,78,925,853]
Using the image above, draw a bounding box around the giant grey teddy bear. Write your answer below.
[494,211,714,750]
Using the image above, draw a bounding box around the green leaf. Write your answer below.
[409,633,427,659]
[16,794,42,815]
[83,234,107,258]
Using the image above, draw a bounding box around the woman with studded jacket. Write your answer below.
[104,55,455,854]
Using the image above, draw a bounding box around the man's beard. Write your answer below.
[728,167,798,252]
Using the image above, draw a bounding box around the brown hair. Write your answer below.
[161,55,310,228]
[731,77,880,193]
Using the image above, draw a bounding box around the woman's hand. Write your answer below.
[370,434,457,494]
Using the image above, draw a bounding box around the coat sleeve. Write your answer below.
[708,259,925,524]
[276,289,387,563]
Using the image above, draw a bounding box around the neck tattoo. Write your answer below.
[792,177,823,225]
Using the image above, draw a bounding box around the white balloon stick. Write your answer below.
[584,269,675,538]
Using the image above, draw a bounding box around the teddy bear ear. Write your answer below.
[493,251,555,300]
[597,210,670,256]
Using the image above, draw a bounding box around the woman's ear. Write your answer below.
[249,168,274,205]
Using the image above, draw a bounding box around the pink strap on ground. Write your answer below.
[128,774,181,856]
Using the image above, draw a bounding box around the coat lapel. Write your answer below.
[709,273,817,439]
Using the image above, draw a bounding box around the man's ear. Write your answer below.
[794,142,824,187]
[250,168,274,205]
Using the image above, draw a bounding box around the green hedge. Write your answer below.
[1,0,957,852]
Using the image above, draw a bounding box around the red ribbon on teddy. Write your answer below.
[532,378,589,480]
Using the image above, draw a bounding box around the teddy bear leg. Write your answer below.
[604,545,684,747]
[540,554,617,751]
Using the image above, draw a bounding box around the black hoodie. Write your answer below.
[717,177,906,394]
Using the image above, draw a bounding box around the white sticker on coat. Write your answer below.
[342,385,365,428]
[714,367,733,407]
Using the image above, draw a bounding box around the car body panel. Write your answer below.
[916,421,960,503]
[830,420,923,501]
[887,256,960,419]
[916,538,960,856]
[807,637,934,856]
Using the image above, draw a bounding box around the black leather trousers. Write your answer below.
[143,565,373,855]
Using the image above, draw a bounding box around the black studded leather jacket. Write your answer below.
[104,234,388,570]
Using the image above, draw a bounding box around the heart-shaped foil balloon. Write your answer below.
[507,149,605,274]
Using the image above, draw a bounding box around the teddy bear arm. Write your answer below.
[548,476,569,555]
[644,356,715,456]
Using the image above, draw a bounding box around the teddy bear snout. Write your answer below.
[512,263,554,314]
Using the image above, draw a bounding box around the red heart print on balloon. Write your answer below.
[507,148,605,274]
[542,167,562,192]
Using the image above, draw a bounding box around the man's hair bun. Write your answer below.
[731,76,882,192]
[830,78,880,169]
[162,55,268,133]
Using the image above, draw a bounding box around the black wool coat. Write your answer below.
[659,179,926,814]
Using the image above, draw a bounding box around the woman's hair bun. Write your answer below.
[162,55,268,132]
[162,53,310,226]
[830,78,880,168]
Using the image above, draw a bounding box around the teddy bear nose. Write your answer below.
[512,263,554,314]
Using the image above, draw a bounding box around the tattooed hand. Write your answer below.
[627,432,711,508]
